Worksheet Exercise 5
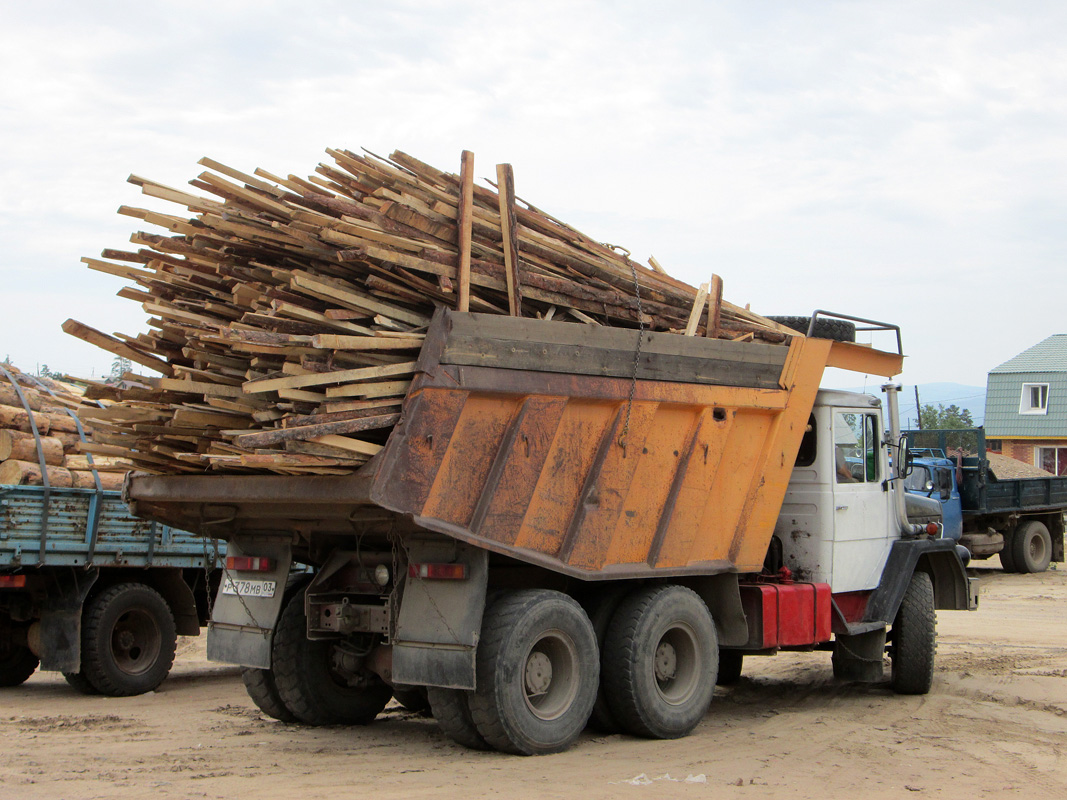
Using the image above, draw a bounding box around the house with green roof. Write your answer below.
[984,334,1067,475]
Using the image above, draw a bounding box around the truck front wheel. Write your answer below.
[602,584,718,739]
[0,620,38,687]
[1012,521,1052,574]
[467,590,598,755]
[890,571,936,695]
[81,583,176,696]
[271,588,392,726]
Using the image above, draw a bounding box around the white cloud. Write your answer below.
[1,1,1066,386]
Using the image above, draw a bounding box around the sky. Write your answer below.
[2,1,1064,397]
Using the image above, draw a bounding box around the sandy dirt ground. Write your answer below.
[2,560,1065,800]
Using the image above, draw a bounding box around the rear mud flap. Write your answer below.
[207,537,292,669]
[392,540,488,690]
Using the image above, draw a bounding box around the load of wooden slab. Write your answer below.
[0,365,130,490]
[66,148,796,475]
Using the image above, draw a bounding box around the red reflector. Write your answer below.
[926,523,939,535]
[408,563,467,580]
[0,575,27,588]
[226,556,273,572]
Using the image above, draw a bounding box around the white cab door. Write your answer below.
[830,409,893,592]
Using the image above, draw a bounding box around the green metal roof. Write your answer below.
[985,335,1067,437]
[990,335,1067,374]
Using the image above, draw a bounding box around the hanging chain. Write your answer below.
[618,258,645,451]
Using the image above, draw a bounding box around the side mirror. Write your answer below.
[898,437,913,478]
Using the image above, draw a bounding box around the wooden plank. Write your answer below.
[441,335,784,389]
[243,361,418,394]
[684,283,710,336]
[707,274,723,339]
[324,379,411,399]
[290,270,430,327]
[233,412,401,448]
[495,163,522,316]
[446,312,787,367]
[310,334,424,350]
[308,434,383,456]
[62,319,174,376]
[155,378,249,398]
[457,150,475,312]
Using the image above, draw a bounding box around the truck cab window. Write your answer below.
[835,412,880,483]
[795,415,817,467]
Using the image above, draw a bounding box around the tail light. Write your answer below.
[408,563,468,580]
[0,575,27,588]
[226,556,274,572]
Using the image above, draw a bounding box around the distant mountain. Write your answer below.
[831,382,986,427]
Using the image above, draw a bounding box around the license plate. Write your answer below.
[221,576,277,598]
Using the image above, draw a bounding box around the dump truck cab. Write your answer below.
[777,390,898,592]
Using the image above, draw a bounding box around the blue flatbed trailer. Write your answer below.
[0,482,222,695]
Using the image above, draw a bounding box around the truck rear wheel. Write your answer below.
[1012,521,1052,574]
[467,590,598,755]
[242,667,297,722]
[427,687,490,750]
[602,584,718,739]
[0,620,38,687]
[580,586,626,733]
[81,583,176,696]
[392,684,430,713]
[890,571,936,695]
[999,535,1019,573]
[272,588,392,726]
[62,671,100,695]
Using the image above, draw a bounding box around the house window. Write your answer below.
[1019,383,1049,414]
[1037,447,1067,476]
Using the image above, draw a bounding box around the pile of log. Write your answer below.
[66,148,797,476]
[0,365,130,490]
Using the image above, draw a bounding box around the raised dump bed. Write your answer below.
[129,310,899,577]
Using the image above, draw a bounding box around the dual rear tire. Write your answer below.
[430,584,718,754]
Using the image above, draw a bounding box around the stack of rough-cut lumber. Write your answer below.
[66,148,797,476]
[0,365,130,490]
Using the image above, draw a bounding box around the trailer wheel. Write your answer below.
[580,586,626,733]
[81,583,176,696]
[716,650,744,685]
[0,622,38,687]
[62,671,100,695]
[272,588,392,726]
[427,687,491,750]
[1012,521,1052,574]
[242,668,297,722]
[602,584,717,739]
[467,590,598,755]
[890,571,936,695]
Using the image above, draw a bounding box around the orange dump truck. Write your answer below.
[126,309,976,754]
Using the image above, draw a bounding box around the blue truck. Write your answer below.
[904,428,1066,573]
[0,482,222,694]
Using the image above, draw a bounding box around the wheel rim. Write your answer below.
[110,609,162,676]
[1028,532,1047,564]
[653,621,701,706]
[522,629,580,721]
